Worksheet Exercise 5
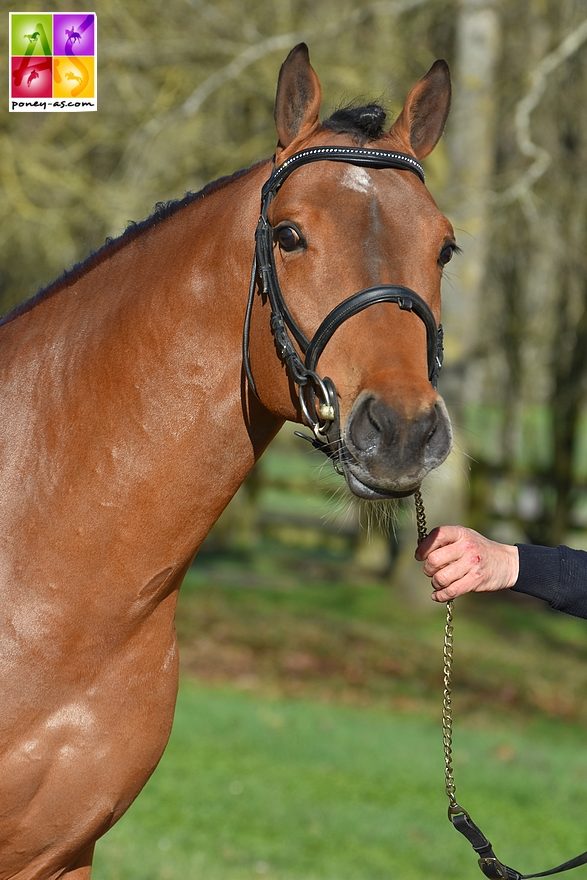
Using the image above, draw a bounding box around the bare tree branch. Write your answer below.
[117,0,431,183]
[497,16,587,216]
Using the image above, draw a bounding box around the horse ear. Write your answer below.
[274,43,321,150]
[390,60,451,159]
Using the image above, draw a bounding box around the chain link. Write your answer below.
[414,487,428,544]
[442,601,458,809]
[414,489,458,811]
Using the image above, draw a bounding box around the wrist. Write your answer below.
[504,544,519,588]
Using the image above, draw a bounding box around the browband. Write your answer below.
[261,146,425,206]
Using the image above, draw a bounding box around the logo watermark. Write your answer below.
[9,12,97,112]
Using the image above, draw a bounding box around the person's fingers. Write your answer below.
[430,571,481,602]
[421,539,474,577]
[431,584,463,602]
[415,525,466,561]
[428,556,474,591]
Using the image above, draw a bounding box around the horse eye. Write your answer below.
[438,243,456,267]
[275,225,303,252]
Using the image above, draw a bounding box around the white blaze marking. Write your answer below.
[341,166,373,193]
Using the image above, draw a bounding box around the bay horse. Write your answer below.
[0,44,455,879]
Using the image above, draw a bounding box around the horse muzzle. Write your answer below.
[340,393,453,499]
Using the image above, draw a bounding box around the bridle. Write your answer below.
[242,145,444,453]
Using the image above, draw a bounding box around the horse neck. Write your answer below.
[2,160,282,575]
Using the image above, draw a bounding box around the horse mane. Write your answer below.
[0,161,266,327]
[323,102,388,142]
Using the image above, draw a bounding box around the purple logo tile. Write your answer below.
[53,13,95,56]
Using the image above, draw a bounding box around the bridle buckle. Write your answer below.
[299,371,337,441]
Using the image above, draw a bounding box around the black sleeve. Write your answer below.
[512,544,587,620]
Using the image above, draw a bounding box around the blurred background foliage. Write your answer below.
[2,0,587,569]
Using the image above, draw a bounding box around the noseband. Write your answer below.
[242,146,444,449]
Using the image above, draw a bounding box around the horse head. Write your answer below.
[246,44,455,499]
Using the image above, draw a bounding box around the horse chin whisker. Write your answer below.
[320,473,402,540]
[356,498,401,539]
[321,483,357,531]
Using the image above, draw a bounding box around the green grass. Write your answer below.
[94,681,587,880]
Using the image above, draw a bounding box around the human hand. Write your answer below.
[414,525,519,603]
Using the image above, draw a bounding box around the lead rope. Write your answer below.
[414,489,457,811]
[414,490,587,880]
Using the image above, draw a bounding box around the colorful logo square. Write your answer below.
[11,56,53,98]
[54,56,95,100]
[9,12,97,112]
[10,13,53,56]
[53,14,96,56]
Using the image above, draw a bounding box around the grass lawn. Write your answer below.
[94,680,587,880]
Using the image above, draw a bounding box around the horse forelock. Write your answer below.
[322,102,388,143]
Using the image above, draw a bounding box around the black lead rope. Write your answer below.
[450,807,587,880]
[415,492,587,880]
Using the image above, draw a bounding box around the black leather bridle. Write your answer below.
[242,146,444,452]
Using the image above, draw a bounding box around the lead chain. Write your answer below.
[414,489,458,811]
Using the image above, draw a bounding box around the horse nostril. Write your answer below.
[406,403,445,455]
[424,402,452,465]
[367,400,383,434]
[424,406,439,444]
[348,396,399,452]
[348,396,451,460]
[348,396,377,451]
